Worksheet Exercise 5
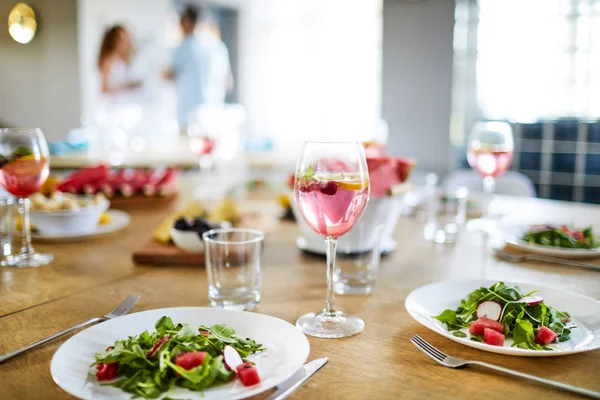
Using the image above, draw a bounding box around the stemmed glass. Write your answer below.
[466,121,514,229]
[0,128,53,267]
[294,141,370,338]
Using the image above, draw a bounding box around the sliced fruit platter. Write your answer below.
[133,199,275,266]
[45,164,178,205]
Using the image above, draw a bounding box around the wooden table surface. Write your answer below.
[0,192,599,400]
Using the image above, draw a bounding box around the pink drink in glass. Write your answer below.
[467,149,514,178]
[0,157,49,197]
[295,174,369,238]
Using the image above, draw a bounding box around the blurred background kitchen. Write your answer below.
[1,0,599,203]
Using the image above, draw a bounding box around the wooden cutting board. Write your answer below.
[132,212,278,267]
[110,192,178,210]
[132,240,205,266]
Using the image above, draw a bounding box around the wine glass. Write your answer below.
[466,121,514,228]
[294,141,370,338]
[0,128,53,267]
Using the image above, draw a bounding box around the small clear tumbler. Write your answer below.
[203,228,264,310]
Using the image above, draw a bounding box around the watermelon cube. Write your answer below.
[535,326,558,345]
[483,328,505,346]
[470,317,505,335]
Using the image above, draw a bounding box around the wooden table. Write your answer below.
[0,192,599,399]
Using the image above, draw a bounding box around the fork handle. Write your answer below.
[0,317,103,364]
[470,361,600,399]
[525,254,600,271]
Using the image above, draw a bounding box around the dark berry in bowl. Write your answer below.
[174,217,195,231]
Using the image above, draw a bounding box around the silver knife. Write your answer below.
[264,357,328,400]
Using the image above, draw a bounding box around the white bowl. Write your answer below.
[291,195,404,254]
[30,199,110,235]
[170,228,204,253]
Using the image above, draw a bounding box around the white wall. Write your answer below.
[78,0,171,118]
[382,0,455,175]
[0,0,80,141]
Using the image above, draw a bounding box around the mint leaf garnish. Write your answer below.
[13,146,33,157]
[304,164,315,179]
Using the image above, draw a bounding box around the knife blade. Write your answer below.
[264,357,328,400]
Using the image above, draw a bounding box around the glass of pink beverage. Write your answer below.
[294,141,370,338]
[0,128,53,267]
[466,121,514,228]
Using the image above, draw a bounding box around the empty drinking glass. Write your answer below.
[0,197,14,260]
[334,224,384,295]
[424,175,469,244]
[203,228,264,310]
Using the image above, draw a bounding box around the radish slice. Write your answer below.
[518,295,544,306]
[223,345,243,372]
[476,301,502,321]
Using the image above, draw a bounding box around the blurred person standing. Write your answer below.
[163,5,233,133]
[98,25,142,105]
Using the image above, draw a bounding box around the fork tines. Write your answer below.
[110,294,140,317]
[410,335,448,362]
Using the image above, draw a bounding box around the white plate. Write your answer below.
[405,279,600,357]
[28,210,130,242]
[498,223,600,259]
[51,307,310,400]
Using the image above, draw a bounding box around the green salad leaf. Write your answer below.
[93,316,265,399]
[431,282,575,351]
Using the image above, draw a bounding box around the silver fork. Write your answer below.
[494,248,600,272]
[411,335,600,399]
[0,294,140,364]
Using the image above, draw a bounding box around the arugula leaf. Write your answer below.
[470,335,484,343]
[176,324,199,339]
[432,309,467,331]
[155,316,174,334]
[452,331,467,338]
[512,319,545,350]
[209,324,237,344]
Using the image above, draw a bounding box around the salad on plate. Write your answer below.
[433,282,576,350]
[520,224,598,249]
[92,316,265,399]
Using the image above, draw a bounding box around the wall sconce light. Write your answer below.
[8,3,37,44]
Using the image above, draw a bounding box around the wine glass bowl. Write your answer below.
[466,121,514,229]
[467,121,514,178]
[0,128,53,267]
[294,141,370,338]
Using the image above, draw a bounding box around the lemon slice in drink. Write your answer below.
[337,179,369,191]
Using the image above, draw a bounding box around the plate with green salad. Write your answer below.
[498,223,600,259]
[405,280,600,356]
[50,307,310,399]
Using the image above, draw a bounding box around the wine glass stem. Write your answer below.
[483,176,495,221]
[18,197,34,257]
[324,236,338,317]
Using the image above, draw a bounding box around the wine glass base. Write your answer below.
[1,252,54,268]
[296,311,364,339]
